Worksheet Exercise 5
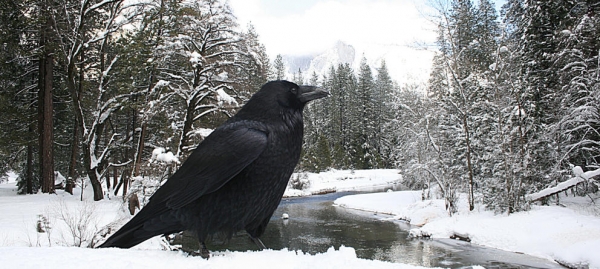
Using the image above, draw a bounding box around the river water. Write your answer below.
[190,192,564,268]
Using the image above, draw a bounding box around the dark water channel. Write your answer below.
[191,192,564,268]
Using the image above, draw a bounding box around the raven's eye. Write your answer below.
[290,87,298,94]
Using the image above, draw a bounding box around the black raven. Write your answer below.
[98,80,328,258]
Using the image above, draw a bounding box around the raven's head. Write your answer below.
[267,80,329,109]
[236,80,329,122]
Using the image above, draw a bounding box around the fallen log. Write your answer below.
[450,232,471,242]
[527,167,600,203]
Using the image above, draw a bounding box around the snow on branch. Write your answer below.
[216,88,237,106]
[150,147,180,164]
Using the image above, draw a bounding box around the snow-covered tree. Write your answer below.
[151,0,246,156]
[553,4,600,171]
[355,57,377,169]
[273,54,286,80]
[426,0,501,211]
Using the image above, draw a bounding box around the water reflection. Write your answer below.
[182,193,563,268]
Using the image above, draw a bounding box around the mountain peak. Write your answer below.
[308,41,355,75]
[281,41,433,85]
[283,41,355,78]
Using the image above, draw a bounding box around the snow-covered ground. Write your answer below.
[0,246,433,269]
[335,190,600,269]
[0,170,435,269]
[5,168,598,268]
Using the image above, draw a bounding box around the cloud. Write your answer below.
[229,0,436,57]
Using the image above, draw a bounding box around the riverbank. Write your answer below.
[334,190,600,269]
[283,169,402,197]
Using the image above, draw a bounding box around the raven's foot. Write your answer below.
[200,242,210,259]
[189,242,210,259]
[249,236,266,250]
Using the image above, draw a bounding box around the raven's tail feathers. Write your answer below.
[97,203,180,249]
[97,223,146,248]
[98,221,182,248]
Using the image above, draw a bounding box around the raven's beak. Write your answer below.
[297,86,329,103]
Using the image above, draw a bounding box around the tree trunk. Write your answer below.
[88,169,104,201]
[66,48,85,195]
[26,137,34,194]
[66,121,79,194]
[178,105,195,156]
[80,140,104,201]
[105,169,111,190]
[38,13,55,194]
[114,174,123,196]
[462,115,475,211]
[132,123,147,177]
[27,85,36,194]
[122,171,129,197]
[113,166,118,190]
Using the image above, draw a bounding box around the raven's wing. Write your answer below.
[150,123,268,209]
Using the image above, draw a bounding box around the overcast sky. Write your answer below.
[228,0,438,57]
[228,0,507,58]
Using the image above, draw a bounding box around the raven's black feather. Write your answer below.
[97,80,328,250]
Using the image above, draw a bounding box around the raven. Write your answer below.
[98,80,328,258]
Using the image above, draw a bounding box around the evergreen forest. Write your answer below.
[0,0,598,215]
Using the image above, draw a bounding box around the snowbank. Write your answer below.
[0,246,438,269]
[284,169,402,197]
[334,191,600,268]
[0,209,432,269]
[335,191,447,226]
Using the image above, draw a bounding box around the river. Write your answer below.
[183,192,564,268]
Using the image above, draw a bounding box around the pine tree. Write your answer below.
[355,57,377,169]
[238,23,271,97]
[553,2,600,170]
[273,54,286,80]
[504,0,575,185]
[375,60,394,166]
[502,0,596,204]
[0,0,40,194]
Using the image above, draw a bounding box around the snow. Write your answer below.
[151,147,180,164]
[54,171,67,186]
[561,29,572,36]
[216,88,238,105]
[283,169,402,197]
[527,166,600,201]
[334,190,600,268]
[192,127,214,138]
[189,51,202,65]
[527,177,585,201]
[335,191,446,226]
[154,79,170,89]
[0,181,124,248]
[0,246,433,269]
